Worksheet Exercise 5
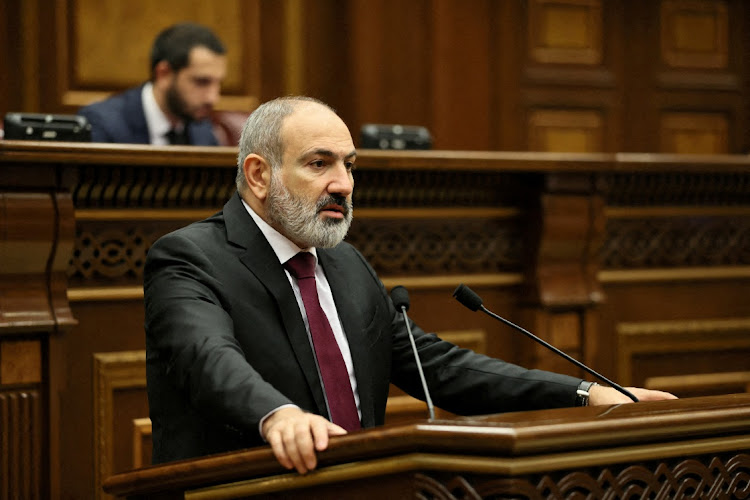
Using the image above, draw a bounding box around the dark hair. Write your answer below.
[150,22,226,78]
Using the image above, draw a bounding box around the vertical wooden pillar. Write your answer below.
[521,173,606,376]
[0,164,77,500]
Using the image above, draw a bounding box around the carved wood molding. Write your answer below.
[617,317,750,386]
[132,418,152,470]
[414,453,750,499]
[93,351,146,500]
[602,216,750,269]
[0,389,42,499]
[184,440,750,499]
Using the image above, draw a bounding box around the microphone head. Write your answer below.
[453,284,483,311]
[390,285,410,312]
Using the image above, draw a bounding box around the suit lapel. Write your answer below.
[224,194,328,417]
[125,85,151,144]
[317,249,376,428]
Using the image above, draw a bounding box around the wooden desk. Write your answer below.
[103,394,750,499]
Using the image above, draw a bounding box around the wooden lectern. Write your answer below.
[103,394,750,499]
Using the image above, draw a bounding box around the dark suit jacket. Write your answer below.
[144,193,582,463]
[77,84,218,145]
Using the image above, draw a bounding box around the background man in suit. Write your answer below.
[78,22,226,145]
[144,96,676,475]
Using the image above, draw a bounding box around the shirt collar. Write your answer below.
[141,82,184,145]
[240,197,317,266]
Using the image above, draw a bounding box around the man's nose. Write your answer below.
[206,83,221,105]
[328,163,354,196]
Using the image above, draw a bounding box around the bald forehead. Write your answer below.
[282,100,340,129]
[279,101,354,156]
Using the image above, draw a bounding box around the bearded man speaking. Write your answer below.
[143,96,676,474]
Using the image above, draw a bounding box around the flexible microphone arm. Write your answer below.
[391,286,436,419]
[453,284,639,403]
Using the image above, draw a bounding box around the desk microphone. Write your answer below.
[452,284,638,403]
[391,286,436,419]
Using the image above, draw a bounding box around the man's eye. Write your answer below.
[310,160,324,168]
[345,161,356,171]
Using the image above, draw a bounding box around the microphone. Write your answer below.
[452,284,638,403]
[391,286,436,419]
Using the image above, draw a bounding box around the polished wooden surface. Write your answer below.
[0,154,77,499]
[102,394,750,498]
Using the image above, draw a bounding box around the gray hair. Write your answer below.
[235,96,335,192]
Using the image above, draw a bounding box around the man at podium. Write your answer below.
[143,96,676,475]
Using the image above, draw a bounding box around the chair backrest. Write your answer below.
[211,110,250,147]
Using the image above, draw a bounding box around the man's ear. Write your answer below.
[243,154,272,201]
[153,60,174,87]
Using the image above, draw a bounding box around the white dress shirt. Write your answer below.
[141,82,184,145]
[241,199,361,430]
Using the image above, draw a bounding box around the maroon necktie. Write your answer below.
[284,252,361,431]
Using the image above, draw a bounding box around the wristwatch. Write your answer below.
[575,381,598,406]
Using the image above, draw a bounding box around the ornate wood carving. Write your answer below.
[0,390,42,500]
[413,452,750,499]
[603,215,750,269]
[605,171,750,207]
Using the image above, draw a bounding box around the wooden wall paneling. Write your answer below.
[0,1,35,117]
[346,0,434,148]
[132,418,152,469]
[660,111,729,153]
[519,0,622,152]
[293,0,356,122]
[616,317,750,397]
[60,299,147,500]
[527,0,603,66]
[659,0,728,70]
[0,162,77,499]
[654,0,747,154]
[93,351,147,500]
[491,0,524,151]
[0,389,42,500]
[429,0,494,150]
[620,0,657,152]
[528,109,604,152]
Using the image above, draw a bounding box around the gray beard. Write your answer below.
[265,170,353,248]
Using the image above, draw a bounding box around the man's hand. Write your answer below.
[262,407,347,474]
[589,385,678,406]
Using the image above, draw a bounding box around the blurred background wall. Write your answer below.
[1,0,748,153]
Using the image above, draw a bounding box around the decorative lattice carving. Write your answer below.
[354,170,531,208]
[70,227,163,281]
[68,218,523,283]
[70,165,532,210]
[603,217,750,268]
[413,453,750,499]
[605,173,750,207]
[73,165,237,208]
[347,219,523,276]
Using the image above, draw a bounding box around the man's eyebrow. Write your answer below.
[298,149,357,161]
